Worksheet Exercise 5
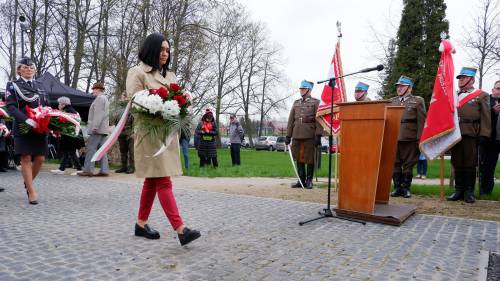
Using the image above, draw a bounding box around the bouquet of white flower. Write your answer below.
[131,84,192,148]
[91,83,192,162]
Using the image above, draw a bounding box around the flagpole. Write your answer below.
[299,21,365,226]
[334,135,338,192]
[440,155,444,200]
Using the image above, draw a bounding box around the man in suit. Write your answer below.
[479,80,500,196]
[354,82,371,102]
[389,76,426,198]
[285,80,323,189]
[447,67,491,203]
[78,82,110,177]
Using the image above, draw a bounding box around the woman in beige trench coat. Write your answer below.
[126,33,200,246]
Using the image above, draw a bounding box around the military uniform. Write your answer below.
[449,87,490,201]
[446,67,491,203]
[388,76,426,198]
[5,77,50,156]
[479,94,500,195]
[287,85,323,188]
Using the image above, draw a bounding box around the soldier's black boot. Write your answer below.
[447,169,464,201]
[401,173,412,198]
[292,163,306,188]
[305,164,314,189]
[390,171,403,197]
[125,166,135,174]
[115,154,128,173]
[464,169,476,204]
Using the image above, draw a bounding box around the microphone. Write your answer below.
[360,64,384,73]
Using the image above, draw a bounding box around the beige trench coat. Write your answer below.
[125,62,182,178]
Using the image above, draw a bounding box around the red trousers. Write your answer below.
[137,177,184,230]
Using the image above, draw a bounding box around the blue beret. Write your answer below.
[355,82,369,92]
[456,67,477,79]
[395,75,413,87]
[299,80,314,90]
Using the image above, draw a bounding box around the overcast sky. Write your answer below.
[238,0,500,115]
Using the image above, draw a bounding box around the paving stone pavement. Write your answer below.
[0,171,499,281]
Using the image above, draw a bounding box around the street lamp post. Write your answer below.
[19,16,31,57]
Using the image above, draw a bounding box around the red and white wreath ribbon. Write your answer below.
[0,101,9,118]
[91,96,178,162]
[31,106,81,135]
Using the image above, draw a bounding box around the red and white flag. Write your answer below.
[419,40,461,160]
[316,40,347,135]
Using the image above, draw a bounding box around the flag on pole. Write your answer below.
[316,40,347,135]
[419,39,461,160]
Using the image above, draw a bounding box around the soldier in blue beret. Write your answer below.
[5,57,50,205]
[448,67,490,203]
[286,80,323,189]
[388,75,426,198]
[354,82,371,101]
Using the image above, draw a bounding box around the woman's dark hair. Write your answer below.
[138,33,171,76]
[202,112,214,122]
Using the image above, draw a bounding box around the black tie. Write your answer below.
[27,81,32,88]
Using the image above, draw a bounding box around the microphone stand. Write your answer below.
[299,69,373,226]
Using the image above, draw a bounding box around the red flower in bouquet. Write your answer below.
[172,95,187,106]
[157,87,169,99]
[149,87,169,99]
[169,83,182,92]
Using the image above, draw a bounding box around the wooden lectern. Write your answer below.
[333,100,416,226]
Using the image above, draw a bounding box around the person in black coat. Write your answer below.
[50,97,83,175]
[195,109,218,167]
[479,80,500,195]
[5,57,50,205]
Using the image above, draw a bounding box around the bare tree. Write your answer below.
[0,0,19,80]
[254,45,288,137]
[464,0,500,88]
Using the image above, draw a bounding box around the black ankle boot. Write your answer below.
[291,163,306,188]
[401,173,412,198]
[464,169,476,203]
[178,227,201,246]
[391,171,402,197]
[135,223,160,239]
[447,169,465,201]
[305,164,314,189]
[115,167,128,173]
[125,166,135,174]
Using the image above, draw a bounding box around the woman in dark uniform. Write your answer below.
[5,57,50,205]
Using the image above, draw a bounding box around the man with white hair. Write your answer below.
[51,96,83,175]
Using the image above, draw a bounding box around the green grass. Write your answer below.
[180,148,500,179]
[46,149,500,180]
[312,183,500,200]
[181,148,334,178]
